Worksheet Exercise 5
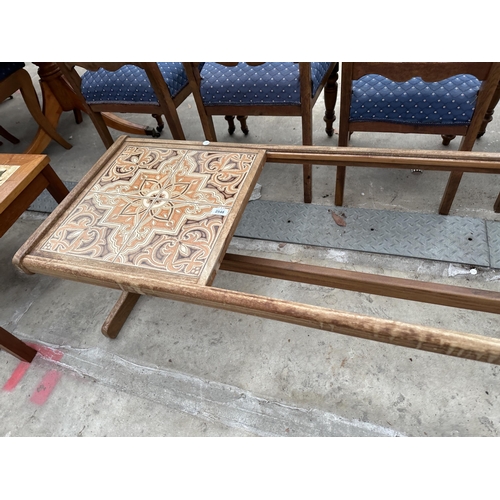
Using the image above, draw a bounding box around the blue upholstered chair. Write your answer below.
[0,62,71,150]
[57,63,191,148]
[183,62,339,203]
[336,62,500,215]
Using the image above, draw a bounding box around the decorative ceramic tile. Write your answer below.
[90,146,185,197]
[0,165,20,186]
[41,192,153,261]
[40,145,260,281]
[115,203,223,277]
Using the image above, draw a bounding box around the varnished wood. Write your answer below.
[478,79,500,137]
[0,154,68,237]
[0,172,48,238]
[57,63,190,148]
[335,62,500,213]
[220,254,500,314]
[15,250,500,366]
[323,66,339,136]
[0,326,37,363]
[102,291,141,339]
[0,154,67,362]
[0,66,72,152]
[183,62,339,204]
[12,138,500,365]
[165,139,500,174]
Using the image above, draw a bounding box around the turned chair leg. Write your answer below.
[236,116,249,135]
[323,64,339,137]
[441,134,456,146]
[225,115,236,135]
[152,113,164,132]
[225,115,249,135]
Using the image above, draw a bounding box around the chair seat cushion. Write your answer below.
[81,63,188,105]
[0,63,25,81]
[200,62,332,106]
[350,74,481,125]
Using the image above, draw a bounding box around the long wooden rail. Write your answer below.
[12,138,500,366]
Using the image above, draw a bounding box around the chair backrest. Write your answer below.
[58,62,187,147]
[58,62,178,113]
[184,62,327,110]
[339,62,500,150]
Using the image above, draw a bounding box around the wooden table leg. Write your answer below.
[0,326,37,362]
[42,163,70,202]
[26,63,161,154]
[25,76,68,155]
[101,291,141,339]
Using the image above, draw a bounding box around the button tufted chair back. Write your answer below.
[336,62,500,215]
[183,62,339,203]
[57,63,191,149]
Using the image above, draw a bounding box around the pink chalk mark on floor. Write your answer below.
[2,362,31,392]
[30,369,62,405]
[2,343,64,393]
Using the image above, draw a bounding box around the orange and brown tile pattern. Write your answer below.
[40,146,258,279]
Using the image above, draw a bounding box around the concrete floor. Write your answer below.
[1,63,500,437]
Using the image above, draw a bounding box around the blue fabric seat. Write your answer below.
[350,74,481,126]
[184,62,338,205]
[335,62,500,216]
[58,62,192,148]
[0,62,25,81]
[199,62,332,106]
[81,62,188,105]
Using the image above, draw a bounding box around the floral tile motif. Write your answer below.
[176,150,257,206]
[41,192,153,261]
[41,144,260,281]
[90,146,186,198]
[114,203,223,277]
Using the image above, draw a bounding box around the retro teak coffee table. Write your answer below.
[13,137,500,365]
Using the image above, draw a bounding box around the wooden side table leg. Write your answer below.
[101,291,141,339]
[0,326,37,362]
[42,164,70,203]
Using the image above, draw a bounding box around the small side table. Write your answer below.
[0,153,69,361]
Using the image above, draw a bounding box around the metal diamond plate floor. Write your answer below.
[235,200,500,268]
[30,192,500,268]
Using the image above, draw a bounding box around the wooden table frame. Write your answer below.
[25,63,161,155]
[12,138,500,366]
[1,153,69,362]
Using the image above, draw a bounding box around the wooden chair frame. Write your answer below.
[335,62,500,214]
[57,63,192,148]
[183,62,339,204]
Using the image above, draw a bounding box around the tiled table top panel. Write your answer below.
[34,140,265,285]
